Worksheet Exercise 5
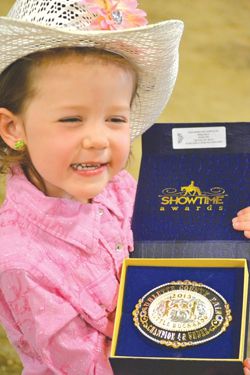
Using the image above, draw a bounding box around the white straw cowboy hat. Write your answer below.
[0,0,184,140]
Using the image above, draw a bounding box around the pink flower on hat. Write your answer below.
[79,0,148,30]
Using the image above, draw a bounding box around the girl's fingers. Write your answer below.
[244,231,250,239]
[237,207,250,216]
[243,359,250,373]
[234,214,250,223]
[232,219,250,231]
[232,216,250,237]
[232,208,250,237]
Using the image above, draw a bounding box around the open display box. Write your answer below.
[110,258,249,375]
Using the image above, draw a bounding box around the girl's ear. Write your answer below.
[0,108,26,149]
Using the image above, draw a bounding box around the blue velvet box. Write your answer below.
[132,123,250,260]
[110,258,249,375]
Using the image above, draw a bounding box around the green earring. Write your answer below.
[14,139,25,151]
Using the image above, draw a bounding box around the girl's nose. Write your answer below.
[81,127,109,150]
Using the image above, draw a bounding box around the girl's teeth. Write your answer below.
[72,163,102,171]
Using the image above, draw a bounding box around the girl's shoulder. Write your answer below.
[93,170,137,222]
[112,169,137,195]
[102,170,137,215]
[0,224,42,274]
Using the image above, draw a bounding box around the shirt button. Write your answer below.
[115,243,123,251]
[98,208,104,216]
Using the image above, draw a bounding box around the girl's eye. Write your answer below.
[109,117,127,123]
[59,117,82,123]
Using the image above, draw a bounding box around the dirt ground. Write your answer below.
[0,0,250,373]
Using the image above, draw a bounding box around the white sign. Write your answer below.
[172,127,227,149]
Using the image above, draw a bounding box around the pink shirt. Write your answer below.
[0,169,136,374]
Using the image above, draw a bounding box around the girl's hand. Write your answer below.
[243,358,250,375]
[232,207,250,239]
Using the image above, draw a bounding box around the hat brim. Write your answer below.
[0,17,184,139]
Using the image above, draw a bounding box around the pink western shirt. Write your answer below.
[0,169,136,374]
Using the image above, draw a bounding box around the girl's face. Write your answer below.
[19,57,134,203]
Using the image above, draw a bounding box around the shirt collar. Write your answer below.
[6,170,124,254]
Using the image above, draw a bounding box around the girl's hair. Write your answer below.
[0,47,138,193]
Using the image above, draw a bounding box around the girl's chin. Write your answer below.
[69,190,102,204]
[45,179,109,202]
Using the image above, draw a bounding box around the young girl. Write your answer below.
[0,1,249,374]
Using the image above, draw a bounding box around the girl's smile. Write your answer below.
[17,56,135,203]
[71,162,108,176]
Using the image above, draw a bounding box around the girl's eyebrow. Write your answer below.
[53,105,87,110]
[54,105,130,111]
[107,105,131,112]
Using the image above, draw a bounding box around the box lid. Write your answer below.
[132,122,250,243]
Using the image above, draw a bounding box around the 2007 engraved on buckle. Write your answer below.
[132,280,232,348]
